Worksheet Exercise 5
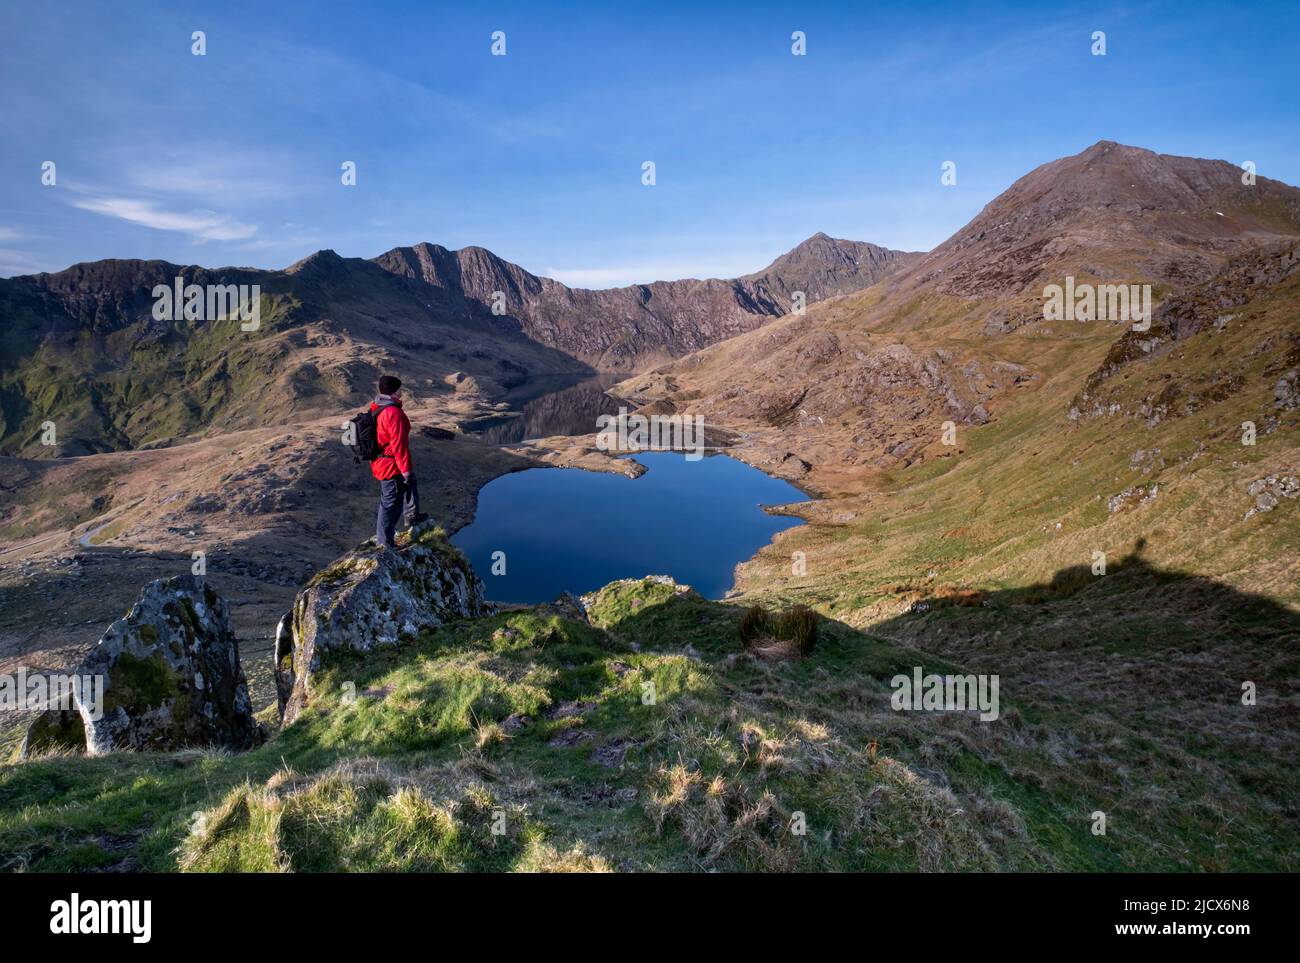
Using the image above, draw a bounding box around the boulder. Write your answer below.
[277,523,494,725]
[23,575,261,756]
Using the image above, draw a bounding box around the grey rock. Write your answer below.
[1275,370,1298,410]
[1244,474,1300,519]
[273,609,294,713]
[27,575,260,756]
[502,713,531,732]
[277,523,493,725]
[1108,484,1158,514]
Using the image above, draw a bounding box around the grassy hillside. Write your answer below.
[3,563,1294,872]
[0,255,587,457]
[732,242,1299,609]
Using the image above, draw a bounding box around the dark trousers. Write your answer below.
[376,473,420,547]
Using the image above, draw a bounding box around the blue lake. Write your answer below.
[451,451,808,603]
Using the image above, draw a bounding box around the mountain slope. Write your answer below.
[741,232,916,302]
[905,140,1300,302]
[0,235,913,456]
[623,141,1300,487]
[604,147,1300,872]
[618,140,1300,612]
[0,251,585,457]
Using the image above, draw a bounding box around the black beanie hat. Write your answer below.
[378,375,402,395]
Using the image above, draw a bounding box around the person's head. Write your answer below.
[378,375,402,399]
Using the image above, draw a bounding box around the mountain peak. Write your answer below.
[746,234,920,285]
[905,141,1300,298]
[284,249,345,275]
[786,232,849,252]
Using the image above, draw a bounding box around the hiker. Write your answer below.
[370,375,428,548]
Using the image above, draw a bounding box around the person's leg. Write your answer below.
[376,477,400,547]
[392,475,411,531]
[402,474,421,524]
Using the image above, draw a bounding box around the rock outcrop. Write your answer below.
[22,575,260,756]
[1073,240,1300,424]
[277,524,494,725]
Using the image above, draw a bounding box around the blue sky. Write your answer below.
[1,0,1297,285]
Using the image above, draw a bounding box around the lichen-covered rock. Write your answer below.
[50,575,260,755]
[277,523,494,725]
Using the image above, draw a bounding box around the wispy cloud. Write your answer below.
[69,196,257,242]
[0,248,60,277]
[122,149,303,201]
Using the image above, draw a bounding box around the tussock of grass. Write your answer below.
[180,758,537,872]
[739,603,818,660]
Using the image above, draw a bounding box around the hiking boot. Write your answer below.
[402,512,431,532]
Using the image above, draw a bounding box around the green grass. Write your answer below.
[0,288,316,456]
[5,573,1294,872]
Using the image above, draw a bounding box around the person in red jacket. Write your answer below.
[372,374,428,548]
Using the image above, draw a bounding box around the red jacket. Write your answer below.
[370,398,412,480]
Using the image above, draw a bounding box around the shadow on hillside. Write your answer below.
[831,540,1299,804]
[899,537,1300,645]
[589,551,1300,862]
[592,542,1300,791]
[596,537,1299,657]
[584,538,1300,684]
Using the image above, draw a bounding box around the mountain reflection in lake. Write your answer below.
[472,374,624,444]
[451,451,808,603]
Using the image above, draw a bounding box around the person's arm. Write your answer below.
[388,408,413,477]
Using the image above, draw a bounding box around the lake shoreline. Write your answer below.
[451,449,811,604]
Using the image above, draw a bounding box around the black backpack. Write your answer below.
[346,409,384,463]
